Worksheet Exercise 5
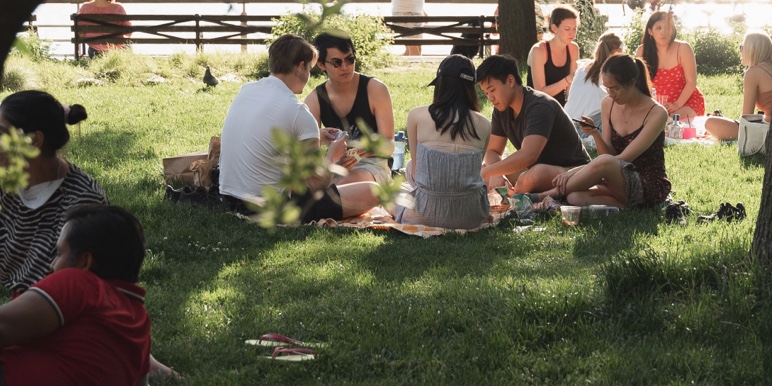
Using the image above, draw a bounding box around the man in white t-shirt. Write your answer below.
[218,34,378,223]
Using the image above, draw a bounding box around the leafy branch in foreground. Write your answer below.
[247,124,405,228]
[0,128,39,198]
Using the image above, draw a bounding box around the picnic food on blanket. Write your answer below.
[560,206,581,226]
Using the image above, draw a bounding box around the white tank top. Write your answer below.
[392,0,424,14]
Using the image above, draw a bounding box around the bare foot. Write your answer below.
[150,354,182,380]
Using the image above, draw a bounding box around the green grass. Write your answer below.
[0,57,765,384]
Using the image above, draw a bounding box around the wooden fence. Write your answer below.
[70,14,498,59]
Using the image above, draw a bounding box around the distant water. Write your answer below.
[29,2,772,58]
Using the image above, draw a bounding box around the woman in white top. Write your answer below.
[564,31,623,140]
[705,31,772,141]
[393,55,492,229]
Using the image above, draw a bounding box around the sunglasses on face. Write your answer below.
[325,55,356,69]
[739,45,744,52]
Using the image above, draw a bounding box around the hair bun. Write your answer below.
[67,104,88,125]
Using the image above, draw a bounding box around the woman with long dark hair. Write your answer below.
[539,54,671,209]
[636,10,704,117]
[393,54,492,229]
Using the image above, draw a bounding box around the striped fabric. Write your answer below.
[0,164,107,292]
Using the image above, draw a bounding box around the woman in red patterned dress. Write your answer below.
[539,54,671,209]
[636,11,704,117]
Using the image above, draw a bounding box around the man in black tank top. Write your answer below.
[304,33,396,186]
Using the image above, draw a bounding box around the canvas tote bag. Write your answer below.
[738,114,769,156]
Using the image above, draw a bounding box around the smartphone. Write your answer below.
[572,118,597,129]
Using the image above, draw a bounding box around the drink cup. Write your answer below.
[656,95,669,105]
[560,205,581,226]
[682,127,697,139]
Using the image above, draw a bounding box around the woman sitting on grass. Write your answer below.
[539,54,671,209]
[392,54,492,229]
[564,31,623,138]
[527,5,580,106]
[704,31,772,141]
[636,10,704,117]
[0,90,106,294]
[0,90,179,381]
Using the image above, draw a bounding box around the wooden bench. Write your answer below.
[70,13,497,59]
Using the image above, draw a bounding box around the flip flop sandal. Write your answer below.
[260,347,317,362]
[245,333,327,348]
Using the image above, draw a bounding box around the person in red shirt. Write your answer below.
[0,204,151,386]
[77,0,132,59]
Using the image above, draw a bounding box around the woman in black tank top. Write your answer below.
[526,5,580,106]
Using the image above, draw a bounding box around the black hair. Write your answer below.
[63,204,146,283]
[476,55,522,86]
[0,90,87,157]
[601,54,652,97]
[429,60,481,141]
[641,11,676,79]
[313,32,356,64]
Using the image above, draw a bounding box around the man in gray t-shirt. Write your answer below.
[477,55,590,194]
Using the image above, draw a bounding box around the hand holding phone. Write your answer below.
[572,118,597,129]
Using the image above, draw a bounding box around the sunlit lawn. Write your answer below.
[0,60,764,384]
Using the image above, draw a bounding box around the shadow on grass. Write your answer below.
[66,127,157,165]
[571,207,661,263]
[739,152,765,169]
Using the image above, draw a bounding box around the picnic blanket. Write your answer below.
[664,116,719,146]
[308,204,515,238]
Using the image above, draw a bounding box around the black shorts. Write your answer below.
[221,185,343,223]
[292,185,344,223]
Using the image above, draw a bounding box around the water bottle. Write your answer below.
[651,86,657,101]
[583,205,620,216]
[392,131,406,170]
[668,114,682,139]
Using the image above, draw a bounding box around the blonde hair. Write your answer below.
[743,31,772,67]
[584,31,623,86]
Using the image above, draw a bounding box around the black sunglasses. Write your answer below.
[325,55,356,69]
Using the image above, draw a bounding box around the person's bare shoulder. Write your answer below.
[635,45,644,58]
[744,65,767,82]
[367,77,392,97]
[304,89,318,104]
[671,40,694,57]
[407,105,430,117]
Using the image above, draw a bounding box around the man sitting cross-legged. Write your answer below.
[219,34,379,223]
[304,32,395,185]
[477,54,591,194]
[0,204,152,386]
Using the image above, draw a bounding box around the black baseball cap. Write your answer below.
[428,54,476,86]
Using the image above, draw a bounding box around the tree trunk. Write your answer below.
[752,122,772,378]
[498,0,536,68]
[0,0,44,82]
